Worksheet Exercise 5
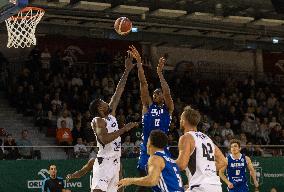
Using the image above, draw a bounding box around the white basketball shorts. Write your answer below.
[91,157,120,192]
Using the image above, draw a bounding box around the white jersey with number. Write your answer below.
[186,131,221,187]
[92,114,121,159]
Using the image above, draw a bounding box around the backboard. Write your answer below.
[0,0,28,23]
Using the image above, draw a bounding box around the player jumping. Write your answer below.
[88,51,138,192]
[128,46,174,191]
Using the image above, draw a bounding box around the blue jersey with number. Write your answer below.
[141,103,171,149]
[152,151,184,192]
[138,103,171,171]
[227,154,248,189]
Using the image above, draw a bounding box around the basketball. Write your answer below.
[114,17,132,35]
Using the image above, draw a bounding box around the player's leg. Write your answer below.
[91,158,113,192]
[107,158,120,192]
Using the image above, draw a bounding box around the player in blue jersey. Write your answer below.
[128,46,174,187]
[118,130,184,192]
[219,139,259,192]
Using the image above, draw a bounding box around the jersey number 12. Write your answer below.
[202,143,215,161]
[155,119,160,127]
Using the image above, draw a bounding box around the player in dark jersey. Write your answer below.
[219,139,259,192]
[42,164,71,192]
[118,130,184,192]
[128,46,174,190]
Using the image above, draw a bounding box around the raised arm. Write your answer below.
[157,57,174,114]
[109,52,134,116]
[66,158,96,181]
[129,45,152,113]
[94,118,138,145]
[245,156,259,188]
[175,134,193,171]
[117,155,164,188]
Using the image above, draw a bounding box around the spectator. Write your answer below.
[267,93,277,109]
[4,134,19,160]
[34,103,47,130]
[280,129,284,145]
[56,120,73,145]
[277,107,284,126]
[221,122,234,138]
[47,104,60,128]
[74,137,88,158]
[103,80,115,95]
[51,93,62,109]
[269,117,279,129]
[239,133,247,147]
[17,130,33,159]
[256,119,270,144]
[71,73,83,87]
[223,133,233,149]
[241,113,257,136]
[209,122,221,137]
[88,141,97,159]
[101,73,114,87]
[201,115,210,133]
[226,105,241,131]
[241,142,256,157]
[72,121,84,145]
[269,123,282,145]
[122,136,134,158]
[57,110,73,130]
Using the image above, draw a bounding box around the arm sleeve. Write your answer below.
[42,179,48,192]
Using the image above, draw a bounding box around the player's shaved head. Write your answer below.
[89,98,102,116]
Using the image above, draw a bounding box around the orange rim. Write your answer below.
[9,6,45,20]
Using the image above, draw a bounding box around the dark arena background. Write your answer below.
[0,0,284,192]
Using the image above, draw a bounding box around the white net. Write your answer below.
[9,0,17,4]
[5,7,45,48]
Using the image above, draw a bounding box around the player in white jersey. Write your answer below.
[176,106,227,192]
[88,51,138,192]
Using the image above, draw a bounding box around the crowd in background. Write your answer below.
[0,45,284,159]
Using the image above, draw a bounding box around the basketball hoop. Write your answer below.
[5,6,45,48]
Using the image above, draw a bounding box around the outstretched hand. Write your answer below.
[123,122,139,132]
[157,57,166,73]
[66,174,72,182]
[117,178,132,189]
[128,45,142,67]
